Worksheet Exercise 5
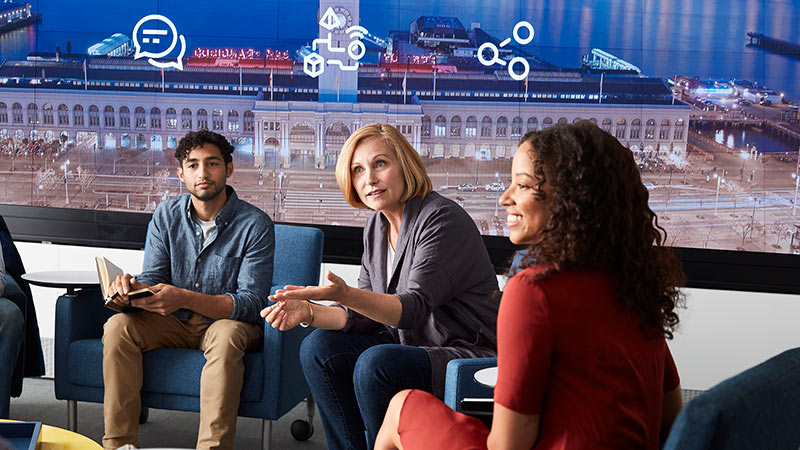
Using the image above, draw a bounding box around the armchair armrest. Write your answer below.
[260,315,314,418]
[444,357,497,412]
[55,288,113,342]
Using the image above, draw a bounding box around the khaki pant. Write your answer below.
[102,312,262,450]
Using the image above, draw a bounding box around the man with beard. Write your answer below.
[102,130,275,450]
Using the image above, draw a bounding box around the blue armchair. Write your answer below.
[663,347,800,450]
[54,224,324,450]
[443,357,496,412]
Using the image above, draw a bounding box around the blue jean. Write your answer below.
[299,328,433,450]
[0,297,24,418]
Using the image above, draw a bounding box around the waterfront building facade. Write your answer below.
[0,86,689,169]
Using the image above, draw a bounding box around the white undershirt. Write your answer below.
[386,234,395,289]
[191,211,217,247]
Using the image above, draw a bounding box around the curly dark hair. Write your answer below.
[174,130,234,165]
[516,120,685,339]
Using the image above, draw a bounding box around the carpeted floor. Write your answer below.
[9,377,707,449]
[9,377,327,449]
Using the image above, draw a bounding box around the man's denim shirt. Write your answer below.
[136,186,274,324]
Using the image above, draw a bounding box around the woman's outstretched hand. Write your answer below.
[270,270,350,303]
[260,300,310,331]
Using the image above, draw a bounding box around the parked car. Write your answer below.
[484,182,505,192]
[457,183,477,192]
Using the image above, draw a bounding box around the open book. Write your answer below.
[95,257,151,313]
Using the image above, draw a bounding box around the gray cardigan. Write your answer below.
[342,191,500,396]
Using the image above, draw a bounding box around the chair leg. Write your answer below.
[261,419,272,450]
[306,394,315,422]
[67,400,77,431]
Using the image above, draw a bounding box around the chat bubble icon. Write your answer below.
[133,14,186,70]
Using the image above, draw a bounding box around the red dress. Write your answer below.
[399,267,680,450]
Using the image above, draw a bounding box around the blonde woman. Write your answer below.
[261,123,499,450]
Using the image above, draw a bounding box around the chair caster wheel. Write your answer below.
[139,407,149,424]
[290,419,313,441]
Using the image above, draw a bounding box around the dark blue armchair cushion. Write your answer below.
[663,347,800,450]
[66,340,264,402]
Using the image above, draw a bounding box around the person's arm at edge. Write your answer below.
[0,242,5,296]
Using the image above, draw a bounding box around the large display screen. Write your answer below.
[0,0,799,257]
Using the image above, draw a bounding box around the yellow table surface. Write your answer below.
[2,419,102,450]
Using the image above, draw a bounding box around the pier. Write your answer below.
[747,32,800,58]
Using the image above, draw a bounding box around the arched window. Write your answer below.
[615,118,627,139]
[450,115,461,137]
[601,118,612,133]
[527,117,538,132]
[465,116,477,138]
[12,103,23,124]
[243,111,254,132]
[674,118,685,140]
[630,118,641,139]
[212,109,223,130]
[557,117,568,124]
[421,115,431,137]
[645,119,656,140]
[496,116,508,138]
[104,106,115,127]
[150,107,162,129]
[434,115,446,137]
[181,108,192,130]
[166,108,177,129]
[135,107,146,128]
[58,104,69,126]
[73,104,85,126]
[43,104,54,125]
[572,117,582,124]
[27,103,39,125]
[0,103,7,123]
[197,109,208,130]
[659,119,670,140]
[542,117,553,129]
[481,116,492,137]
[88,105,100,127]
[511,116,523,138]
[227,110,239,133]
[119,106,130,128]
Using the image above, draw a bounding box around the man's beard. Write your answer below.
[191,182,225,202]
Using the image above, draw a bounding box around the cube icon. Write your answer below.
[304,52,325,78]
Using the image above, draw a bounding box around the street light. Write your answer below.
[739,150,748,181]
[792,172,799,217]
[113,156,124,175]
[714,173,725,214]
[61,159,70,205]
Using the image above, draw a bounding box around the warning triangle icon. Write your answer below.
[320,7,340,30]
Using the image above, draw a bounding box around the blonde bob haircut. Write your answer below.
[335,123,432,209]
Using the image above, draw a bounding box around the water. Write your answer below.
[1,0,799,99]
[700,125,796,153]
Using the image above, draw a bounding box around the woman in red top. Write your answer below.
[375,120,686,449]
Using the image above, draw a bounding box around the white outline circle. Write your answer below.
[348,40,366,60]
[507,57,529,81]
[478,42,504,66]
[512,21,534,45]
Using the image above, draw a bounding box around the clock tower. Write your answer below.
[317,0,360,102]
